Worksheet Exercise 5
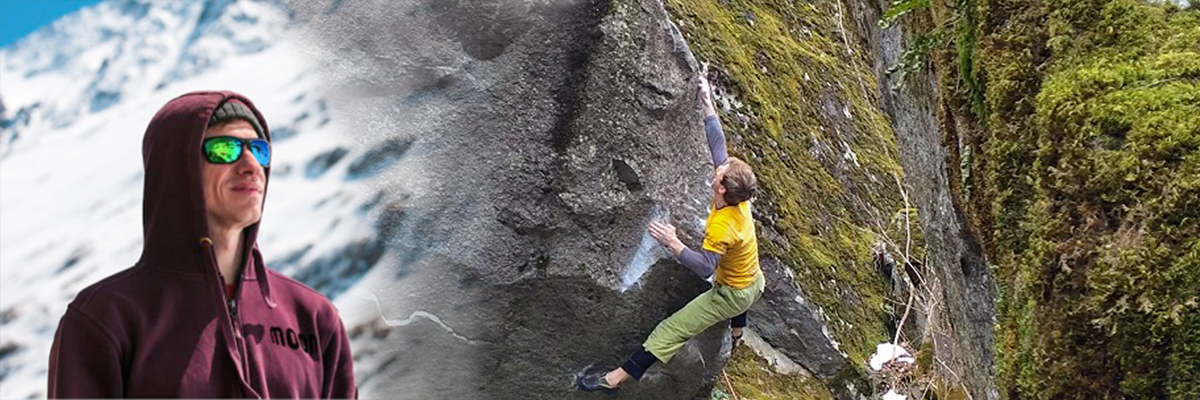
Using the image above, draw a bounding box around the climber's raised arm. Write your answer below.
[699,76,728,167]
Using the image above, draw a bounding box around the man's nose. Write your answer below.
[234,147,263,175]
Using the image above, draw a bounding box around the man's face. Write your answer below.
[201,119,266,233]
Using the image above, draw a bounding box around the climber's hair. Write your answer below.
[721,157,757,205]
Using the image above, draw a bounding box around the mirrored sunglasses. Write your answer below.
[202,136,271,167]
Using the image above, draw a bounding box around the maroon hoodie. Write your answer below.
[48,91,357,398]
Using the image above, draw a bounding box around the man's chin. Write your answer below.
[241,212,263,225]
[226,210,263,229]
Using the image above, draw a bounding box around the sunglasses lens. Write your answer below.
[203,137,242,164]
[203,137,271,167]
[249,139,271,167]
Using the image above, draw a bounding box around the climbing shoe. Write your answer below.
[575,371,618,395]
[731,331,744,348]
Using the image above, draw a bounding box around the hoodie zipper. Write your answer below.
[205,244,254,392]
[226,272,253,386]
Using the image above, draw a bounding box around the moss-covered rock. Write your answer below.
[719,345,836,400]
[921,0,1199,397]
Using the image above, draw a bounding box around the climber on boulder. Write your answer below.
[577,75,765,394]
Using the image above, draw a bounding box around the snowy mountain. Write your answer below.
[0,1,386,397]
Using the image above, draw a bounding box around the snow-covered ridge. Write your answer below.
[2,0,289,140]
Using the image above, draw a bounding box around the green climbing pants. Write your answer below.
[643,271,765,363]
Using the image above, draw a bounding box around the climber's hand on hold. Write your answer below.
[648,221,685,256]
[698,75,717,118]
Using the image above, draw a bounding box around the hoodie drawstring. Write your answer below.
[253,250,277,309]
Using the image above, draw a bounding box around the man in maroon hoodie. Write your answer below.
[47,91,357,398]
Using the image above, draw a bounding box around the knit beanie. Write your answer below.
[208,100,266,138]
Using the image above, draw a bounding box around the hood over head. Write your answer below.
[140,90,276,307]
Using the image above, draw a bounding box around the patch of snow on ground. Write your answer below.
[869,342,915,371]
[882,389,907,400]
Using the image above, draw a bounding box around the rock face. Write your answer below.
[865,13,999,400]
[850,1,999,398]
[291,0,736,398]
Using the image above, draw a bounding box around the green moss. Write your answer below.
[954,0,1200,397]
[718,345,835,400]
[955,0,986,121]
[917,0,1200,396]
[881,0,933,28]
[664,0,916,372]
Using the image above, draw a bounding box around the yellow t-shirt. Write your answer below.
[702,201,760,288]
